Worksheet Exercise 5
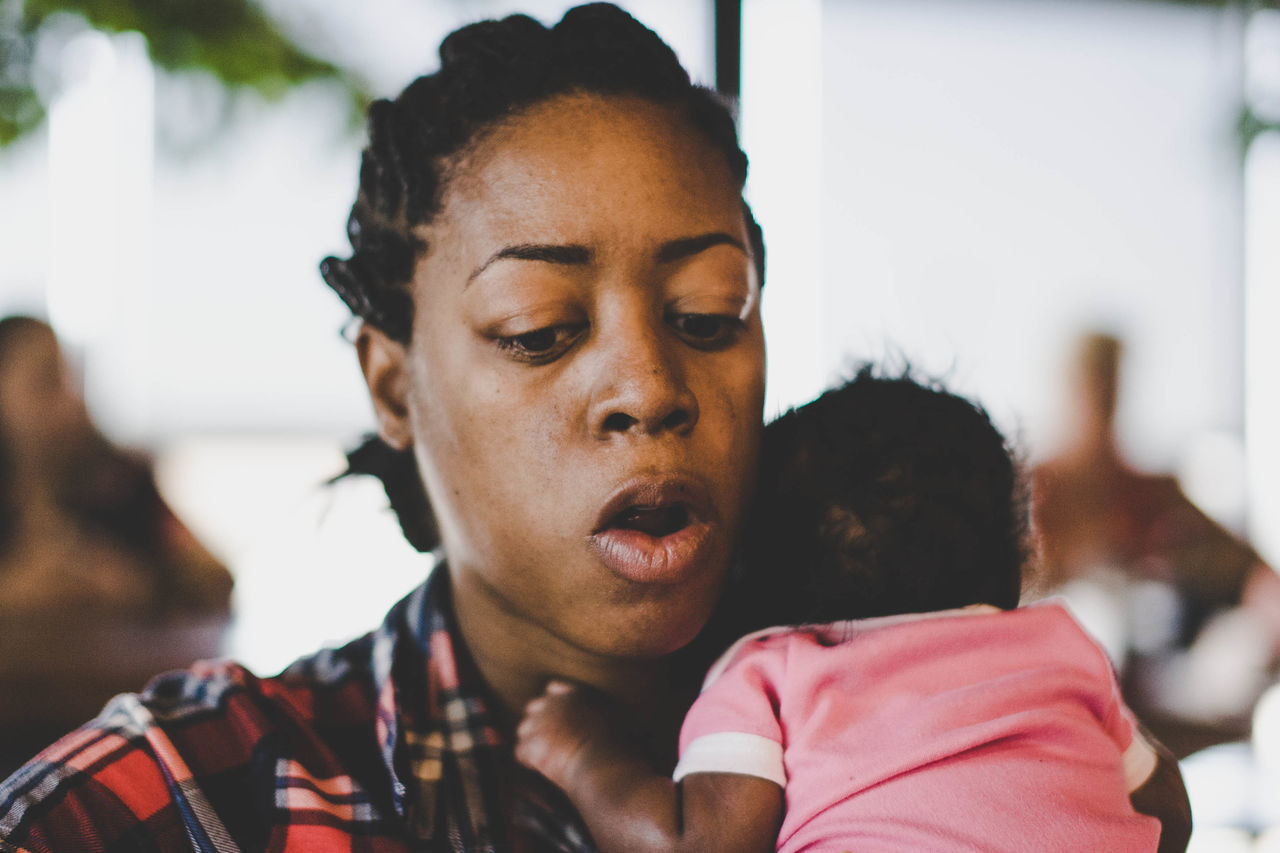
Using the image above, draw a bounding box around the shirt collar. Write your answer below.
[370,564,596,851]
[373,565,510,844]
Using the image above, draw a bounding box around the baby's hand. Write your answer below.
[515,680,617,789]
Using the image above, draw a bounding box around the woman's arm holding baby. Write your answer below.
[515,680,783,853]
[1129,728,1192,853]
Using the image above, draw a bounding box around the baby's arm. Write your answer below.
[515,680,783,853]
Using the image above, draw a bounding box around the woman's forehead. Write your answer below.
[459,92,706,161]
[425,93,745,260]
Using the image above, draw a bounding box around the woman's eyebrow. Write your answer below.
[655,232,746,263]
[468,243,592,283]
[467,232,746,283]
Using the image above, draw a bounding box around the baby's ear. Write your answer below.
[356,324,413,450]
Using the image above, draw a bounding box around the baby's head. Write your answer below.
[746,366,1027,626]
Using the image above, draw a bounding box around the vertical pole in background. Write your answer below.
[715,0,742,101]
[1243,5,1280,564]
[47,31,155,444]
[741,0,827,417]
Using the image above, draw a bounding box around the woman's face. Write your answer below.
[361,93,766,661]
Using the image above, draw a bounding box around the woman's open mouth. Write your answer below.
[588,478,715,584]
[613,504,692,537]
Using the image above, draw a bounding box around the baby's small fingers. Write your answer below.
[513,737,539,769]
[516,714,535,739]
[515,714,544,748]
[544,679,575,696]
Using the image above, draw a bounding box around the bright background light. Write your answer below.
[1246,130,1280,570]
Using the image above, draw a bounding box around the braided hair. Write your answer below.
[741,365,1028,629]
[322,3,763,552]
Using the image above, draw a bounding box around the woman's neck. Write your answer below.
[446,565,683,748]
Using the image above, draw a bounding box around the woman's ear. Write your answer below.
[356,324,414,451]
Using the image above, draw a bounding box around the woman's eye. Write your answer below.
[669,313,744,350]
[495,324,585,363]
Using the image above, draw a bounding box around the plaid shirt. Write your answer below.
[0,568,596,852]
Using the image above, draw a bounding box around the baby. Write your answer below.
[516,367,1172,852]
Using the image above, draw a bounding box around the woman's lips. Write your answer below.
[588,477,715,584]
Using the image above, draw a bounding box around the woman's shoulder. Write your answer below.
[134,632,384,739]
[0,639,389,851]
[0,665,253,852]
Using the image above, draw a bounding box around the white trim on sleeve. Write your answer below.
[672,732,786,787]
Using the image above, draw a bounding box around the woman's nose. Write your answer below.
[588,326,699,440]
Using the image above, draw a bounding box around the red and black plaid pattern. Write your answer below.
[0,570,596,852]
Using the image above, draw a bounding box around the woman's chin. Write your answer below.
[577,582,724,661]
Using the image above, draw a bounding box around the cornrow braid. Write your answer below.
[337,434,438,554]
[321,3,763,553]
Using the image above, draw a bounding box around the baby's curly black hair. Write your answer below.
[323,3,763,552]
[743,365,1028,628]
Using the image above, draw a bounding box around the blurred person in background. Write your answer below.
[0,315,232,618]
[1029,330,1280,753]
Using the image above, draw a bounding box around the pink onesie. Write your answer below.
[673,602,1161,852]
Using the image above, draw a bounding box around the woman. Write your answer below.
[0,6,1187,851]
[1,6,763,851]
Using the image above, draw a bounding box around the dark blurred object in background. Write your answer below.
[1029,330,1280,758]
[0,315,233,777]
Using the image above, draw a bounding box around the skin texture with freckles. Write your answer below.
[358,93,766,740]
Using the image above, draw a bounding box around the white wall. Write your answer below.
[750,0,1246,476]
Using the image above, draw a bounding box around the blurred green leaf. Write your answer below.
[1,0,369,147]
